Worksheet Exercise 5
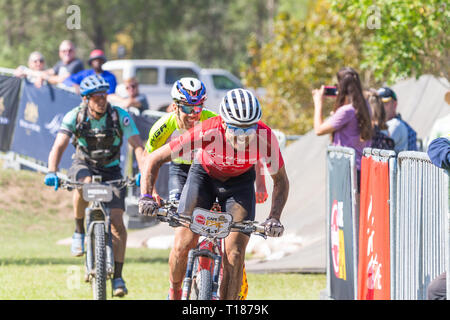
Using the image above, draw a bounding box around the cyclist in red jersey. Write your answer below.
[139,88,289,300]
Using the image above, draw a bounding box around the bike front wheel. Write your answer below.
[197,269,213,300]
[92,223,107,300]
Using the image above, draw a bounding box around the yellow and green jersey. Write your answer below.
[144,109,217,164]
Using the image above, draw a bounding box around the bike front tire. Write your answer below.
[197,269,213,300]
[92,223,107,300]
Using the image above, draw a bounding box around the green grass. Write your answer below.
[0,166,325,300]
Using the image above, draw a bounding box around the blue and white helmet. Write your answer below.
[80,74,110,97]
[220,88,262,125]
[171,77,207,105]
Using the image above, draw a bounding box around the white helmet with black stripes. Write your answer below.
[219,88,262,125]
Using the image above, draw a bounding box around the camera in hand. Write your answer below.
[324,86,338,96]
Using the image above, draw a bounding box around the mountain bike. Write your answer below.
[59,175,136,300]
[156,201,267,300]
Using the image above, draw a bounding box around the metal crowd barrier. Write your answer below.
[393,151,449,300]
[325,146,449,300]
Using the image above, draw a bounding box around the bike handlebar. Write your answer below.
[58,176,137,191]
[156,203,267,238]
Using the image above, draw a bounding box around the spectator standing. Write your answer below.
[40,40,84,86]
[427,113,450,146]
[366,89,395,150]
[377,87,417,152]
[312,67,373,190]
[13,51,47,88]
[426,90,450,148]
[111,77,149,114]
[64,49,117,95]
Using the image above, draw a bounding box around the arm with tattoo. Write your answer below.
[268,165,289,220]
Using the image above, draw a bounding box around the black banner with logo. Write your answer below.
[327,154,355,300]
[10,80,81,169]
[0,75,22,151]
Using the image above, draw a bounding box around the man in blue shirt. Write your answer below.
[426,136,449,300]
[64,49,117,95]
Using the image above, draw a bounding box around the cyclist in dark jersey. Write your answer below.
[44,75,145,297]
[139,88,289,300]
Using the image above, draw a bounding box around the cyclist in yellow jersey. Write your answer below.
[143,78,264,299]
[144,77,217,203]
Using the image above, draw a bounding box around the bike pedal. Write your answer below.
[106,268,114,279]
[87,270,96,280]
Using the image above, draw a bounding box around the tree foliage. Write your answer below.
[0,0,447,136]
[0,0,274,75]
[242,0,364,134]
[242,0,448,134]
[331,0,449,83]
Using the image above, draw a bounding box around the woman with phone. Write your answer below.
[312,67,372,191]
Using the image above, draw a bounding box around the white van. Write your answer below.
[102,59,244,113]
[199,68,244,110]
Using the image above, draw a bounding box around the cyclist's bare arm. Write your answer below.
[127,134,146,173]
[47,132,71,172]
[140,143,173,196]
[255,160,268,203]
[268,165,289,220]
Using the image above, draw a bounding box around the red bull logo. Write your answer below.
[331,199,346,280]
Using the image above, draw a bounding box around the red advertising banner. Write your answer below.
[357,156,391,300]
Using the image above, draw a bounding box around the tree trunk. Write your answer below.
[89,0,105,50]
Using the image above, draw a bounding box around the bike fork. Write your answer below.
[211,255,222,300]
[84,207,114,280]
[181,250,195,300]
[181,249,222,300]
[104,208,114,277]
[85,210,94,280]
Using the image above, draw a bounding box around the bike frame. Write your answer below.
[83,175,115,281]
[59,174,135,299]
[85,199,114,281]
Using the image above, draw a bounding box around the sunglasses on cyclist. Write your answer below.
[88,92,107,98]
[226,123,258,135]
[177,103,203,114]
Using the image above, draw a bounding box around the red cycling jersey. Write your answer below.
[169,116,284,181]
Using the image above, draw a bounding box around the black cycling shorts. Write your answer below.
[68,160,126,210]
[168,162,191,201]
[178,163,256,225]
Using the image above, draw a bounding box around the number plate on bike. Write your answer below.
[82,184,113,202]
[190,208,233,239]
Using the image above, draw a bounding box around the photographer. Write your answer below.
[312,67,373,191]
